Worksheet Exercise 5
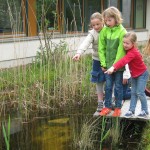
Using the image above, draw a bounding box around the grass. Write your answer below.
[0,39,94,118]
[73,117,101,150]
[141,121,150,149]
[2,115,11,150]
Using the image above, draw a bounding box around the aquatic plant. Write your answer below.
[73,117,100,150]
[141,121,150,149]
[99,117,111,150]
[2,115,11,150]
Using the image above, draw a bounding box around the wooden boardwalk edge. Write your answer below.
[105,97,150,121]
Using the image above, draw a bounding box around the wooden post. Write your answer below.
[27,0,37,36]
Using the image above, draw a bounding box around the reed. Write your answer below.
[141,121,150,149]
[0,44,93,117]
[99,117,110,150]
[0,0,97,118]
[73,117,100,150]
[2,115,11,150]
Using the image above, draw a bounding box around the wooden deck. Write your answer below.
[107,97,150,121]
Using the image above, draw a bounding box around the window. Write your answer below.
[135,0,146,29]
[104,0,118,9]
[84,0,101,32]
[103,0,146,30]
[36,0,58,32]
[0,0,23,34]
[122,0,132,28]
[64,0,83,32]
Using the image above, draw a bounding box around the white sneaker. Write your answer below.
[137,110,148,119]
[93,111,100,117]
[124,111,134,118]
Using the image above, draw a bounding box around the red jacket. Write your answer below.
[113,46,147,78]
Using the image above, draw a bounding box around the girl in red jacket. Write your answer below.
[105,32,149,118]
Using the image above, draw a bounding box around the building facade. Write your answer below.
[0,0,150,68]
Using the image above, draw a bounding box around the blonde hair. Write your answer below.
[143,37,150,55]
[124,32,137,44]
[90,12,104,23]
[102,6,123,25]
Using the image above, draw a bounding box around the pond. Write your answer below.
[0,103,147,150]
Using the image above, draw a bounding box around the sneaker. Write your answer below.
[97,101,104,112]
[112,108,121,117]
[111,99,115,110]
[137,110,148,119]
[93,102,104,117]
[124,111,134,118]
[93,111,100,117]
[99,107,112,116]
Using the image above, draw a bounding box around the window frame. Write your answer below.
[0,0,26,37]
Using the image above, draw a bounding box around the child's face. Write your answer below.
[91,18,103,32]
[123,37,134,51]
[104,17,116,28]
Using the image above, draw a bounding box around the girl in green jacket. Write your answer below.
[98,6,126,117]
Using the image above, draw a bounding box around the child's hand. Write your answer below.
[105,66,115,74]
[72,54,81,61]
[122,79,128,84]
[101,67,107,72]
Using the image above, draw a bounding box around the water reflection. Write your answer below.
[32,118,71,150]
[0,104,147,150]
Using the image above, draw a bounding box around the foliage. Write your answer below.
[36,0,57,31]
[2,115,10,150]
[0,39,93,117]
[141,121,150,149]
[73,117,100,150]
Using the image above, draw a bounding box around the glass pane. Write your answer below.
[135,0,145,28]
[0,0,23,33]
[84,0,101,32]
[104,0,118,8]
[65,0,83,32]
[36,0,57,32]
[122,0,131,28]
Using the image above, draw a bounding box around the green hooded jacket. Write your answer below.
[98,24,127,70]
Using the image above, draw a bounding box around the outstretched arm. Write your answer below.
[72,32,93,61]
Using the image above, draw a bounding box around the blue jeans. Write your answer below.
[129,70,149,114]
[105,71,123,108]
[90,60,105,83]
[114,78,131,100]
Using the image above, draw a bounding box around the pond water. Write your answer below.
[0,103,147,150]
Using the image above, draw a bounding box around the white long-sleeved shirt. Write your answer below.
[77,29,100,61]
[123,64,131,79]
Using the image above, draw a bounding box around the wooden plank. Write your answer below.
[120,97,150,120]
[104,97,150,121]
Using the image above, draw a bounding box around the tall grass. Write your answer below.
[2,115,11,150]
[0,40,94,117]
[73,117,101,150]
[99,117,111,150]
[0,0,97,118]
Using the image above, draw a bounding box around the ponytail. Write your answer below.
[143,37,150,55]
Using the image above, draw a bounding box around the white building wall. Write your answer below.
[0,35,92,68]
[1,6,150,70]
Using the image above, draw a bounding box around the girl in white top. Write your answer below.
[73,12,105,116]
